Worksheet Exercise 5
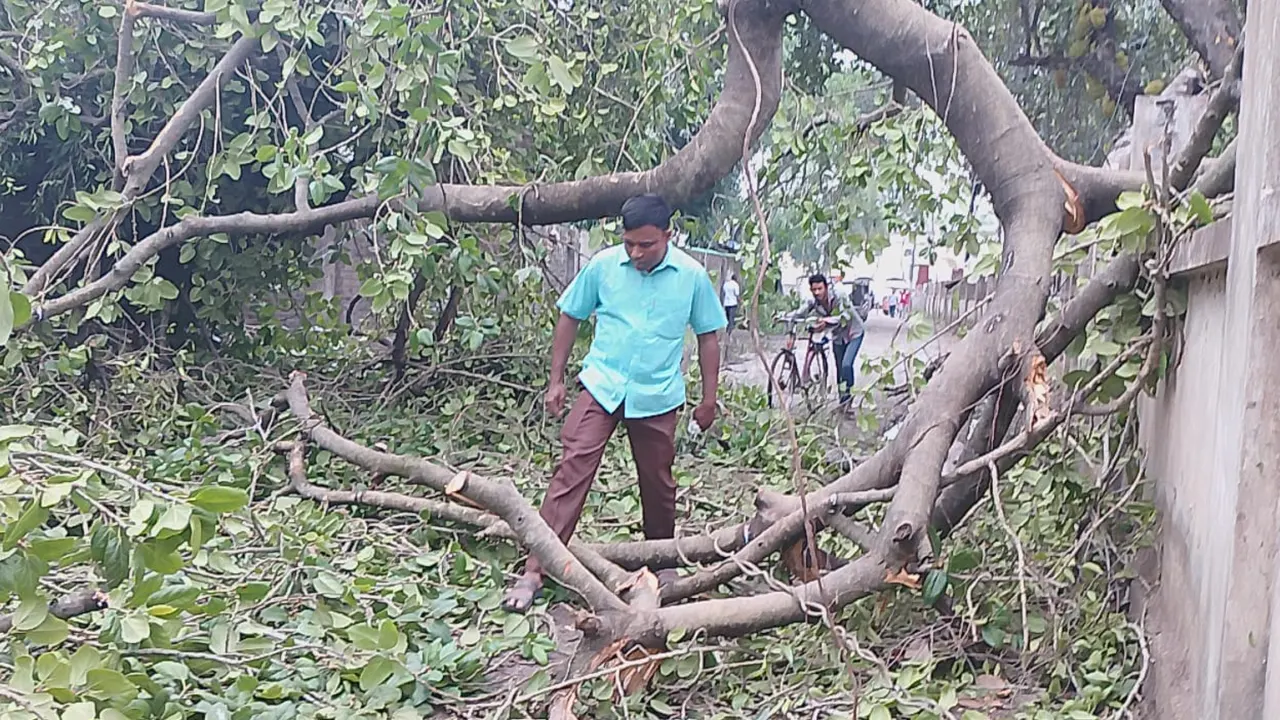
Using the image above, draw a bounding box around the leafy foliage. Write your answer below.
[0,0,1210,717]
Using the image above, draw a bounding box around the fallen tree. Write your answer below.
[0,0,1244,713]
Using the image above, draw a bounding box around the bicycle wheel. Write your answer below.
[768,351,799,410]
[803,346,830,410]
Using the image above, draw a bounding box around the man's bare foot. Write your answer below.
[501,573,544,613]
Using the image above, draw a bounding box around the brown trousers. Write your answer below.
[525,389,678,576]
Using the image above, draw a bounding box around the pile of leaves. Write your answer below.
[0,318,1154,718]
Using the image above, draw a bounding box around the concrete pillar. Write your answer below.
[1205,0,1280,716]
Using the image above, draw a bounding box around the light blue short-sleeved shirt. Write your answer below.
[557,244,727,419]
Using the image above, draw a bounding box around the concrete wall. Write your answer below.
[1136,263,1229,720]
[1135,0,1279,714]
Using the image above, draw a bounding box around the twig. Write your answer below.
[1116,618,1150,718]
[987,460,1029,656]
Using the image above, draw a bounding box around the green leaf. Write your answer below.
[377,619,402,651]
[9,292,30,330]
[156,503,193,533]
[12,596,49,631]
[459,625,481,646]
[189,486,249,513]
[98,5,119,18]
[650,698,676,715]
[3,501,50,550]
[869,705,892,720]
[546,55,580,93]
[981,624,1005,648]
[358,277,384,298]
[1188,191,1213,224]
[154,278,180,301]
[121,615,151,643]
[503,36,540,62]
[0,288,12,347]
[29,536,77,562]
[359,656,396,691]
[148,583,201,610]
[86,668,138,702]
[152,661,190,681]
[314,572,346,600]
[0,424,35,442]
[62,204,97,223]
[70,646,103,685]
[139,543,184,574]
[26,614,69,645]
[347,623,380,651]
[922,569,949,605]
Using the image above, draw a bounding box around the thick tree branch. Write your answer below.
[404,1,787,224]
[805,0,1066,571]
[1192,138,1236,199]
[281,373,629,615]
[24,3,786,315]
[933,251,1143,535]
[1168,45,1244,192]
[1159,0,1242,79]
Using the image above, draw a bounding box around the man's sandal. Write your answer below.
[501,575,543,614]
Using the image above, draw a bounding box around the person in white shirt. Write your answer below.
[721,273,741,335]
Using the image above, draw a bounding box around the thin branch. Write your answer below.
[30,197,381,321]
[25,33,259,296]
[660,487,894,604]
[0,589,109,633]
[945,336,1151,479]
[987,460,1030,654]
[110,1,140,187]
[133,1,217,25]
[276,439,632,592]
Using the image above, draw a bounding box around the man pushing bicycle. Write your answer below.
[786,274,865,408]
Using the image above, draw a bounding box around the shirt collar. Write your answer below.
[619,246,676,273]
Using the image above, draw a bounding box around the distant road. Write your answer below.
[721,311,949,392]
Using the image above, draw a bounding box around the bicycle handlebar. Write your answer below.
[777,315,833,342]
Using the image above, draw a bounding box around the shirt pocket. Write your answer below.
[651,292,693,339]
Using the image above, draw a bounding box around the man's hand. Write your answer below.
[545,381,567,417]
[693,401,717,431]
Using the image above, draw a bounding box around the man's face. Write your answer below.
[809,281,828,303]
[623,225,671,272]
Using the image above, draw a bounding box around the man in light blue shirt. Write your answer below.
[503,194,726,612]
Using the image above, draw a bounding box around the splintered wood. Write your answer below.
[1023,350,1053,430]
[1053,167,1087,234]
[546,637,666,720]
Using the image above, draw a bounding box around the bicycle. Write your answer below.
[767,316,833,411]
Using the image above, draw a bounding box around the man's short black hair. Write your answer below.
[808,273,828,286]
[620,194,673,231]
